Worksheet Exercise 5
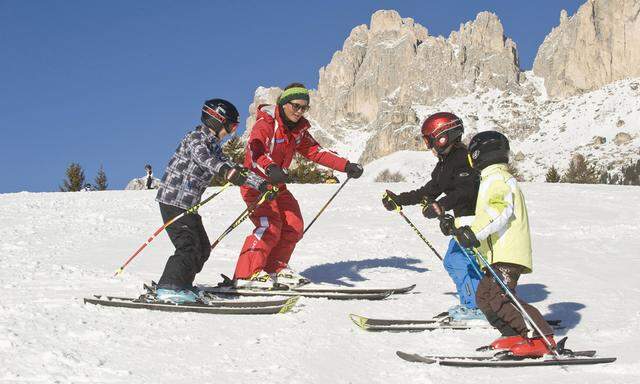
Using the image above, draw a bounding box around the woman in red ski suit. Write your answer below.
[233,83,363,285]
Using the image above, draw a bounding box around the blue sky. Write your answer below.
[0,0,584,192]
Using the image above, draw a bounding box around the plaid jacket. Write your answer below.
[156,125,263,210]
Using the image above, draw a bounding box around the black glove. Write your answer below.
[224,165,248,186]
[266,164,288,184]
[422,201,443,219]
[382,190,401,211]
[439,214,455,236]
[454,226,480,249]
[258,181,278,201]
[345,162,364,179]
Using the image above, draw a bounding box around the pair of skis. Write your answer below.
[84,295,298,315]
[397,337,616,367]
[349,312,563,332]
[201,282,416,300]
[84,281,417,314]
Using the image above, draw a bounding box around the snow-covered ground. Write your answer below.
[1,183,639,383]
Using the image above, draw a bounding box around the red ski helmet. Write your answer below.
[421,112,464,154]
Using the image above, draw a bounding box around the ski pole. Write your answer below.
[303,177,351,235]
[210,187,279,250]
[393,207,443,261]
[113,182,232,277]
[457,244,562,361]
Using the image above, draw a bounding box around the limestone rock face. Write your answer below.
[533,0,640,98]
[243,86,283,134]
[308,10,521,162]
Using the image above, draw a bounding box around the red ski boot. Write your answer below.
[509,335,557,358]
[489,335,526,350]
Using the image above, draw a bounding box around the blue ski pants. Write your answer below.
[443,238,482,309]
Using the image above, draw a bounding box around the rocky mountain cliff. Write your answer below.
[533,0,640,98]
[243,1,640,182]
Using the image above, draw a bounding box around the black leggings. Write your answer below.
[157,203,211,289]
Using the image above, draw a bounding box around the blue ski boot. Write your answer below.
[448,305,487,321]
[156,287,198,304]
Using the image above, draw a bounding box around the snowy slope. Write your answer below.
[1,184,639,383]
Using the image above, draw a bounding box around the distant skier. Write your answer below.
[144,164,154,189]
[381,112,484,320]
[154,98,269,303]
[232,83,364,288]
[444,131,555,357]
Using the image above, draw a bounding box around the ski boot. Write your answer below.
[448,305,487,322]
[233,270,282,290]
[489,335,527,350]
[272,266,310,288]
[509,335,557,358]
[156,287,198,304]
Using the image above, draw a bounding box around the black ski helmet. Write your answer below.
[468,131,510,170]
[201,99,239,135]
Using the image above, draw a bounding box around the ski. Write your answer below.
[396,337,616,367]
[89,294,294,308]
[84,295,299,315]
[395,351,616,367]
[201,286,393,300]
[349,313,562,332]
[291,283,416,295]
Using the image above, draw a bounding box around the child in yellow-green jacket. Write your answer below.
[444,131,555,358]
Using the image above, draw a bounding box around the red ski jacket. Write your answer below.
[243,104,348,187]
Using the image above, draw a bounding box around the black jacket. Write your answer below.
[395,144,479,217]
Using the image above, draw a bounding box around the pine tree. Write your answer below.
[210,136,248,186]
[622,159,640,185]
[95,165,108,190]
[288,156,331,184]
[507,162,524,182]
[545,165,560,183]
[561,154,599,184]
[224,136,246,164]
[60,163,86,192]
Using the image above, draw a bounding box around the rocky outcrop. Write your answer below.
[310,11,520,133]
[533,0,640,98]
[125,177,160,190]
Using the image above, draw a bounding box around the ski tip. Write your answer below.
[396,351,437,364]
[395,284,417,294]
[348,314,369,329]
[279,296,300,314]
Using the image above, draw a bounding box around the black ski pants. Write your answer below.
[476,263,553,337]
[157,202,211,289]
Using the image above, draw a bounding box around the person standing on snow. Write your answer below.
[144,164,154,189]
[444,130,555,357]
[232,83,364,288]
[381,112,484,320]
[154,98,269,303]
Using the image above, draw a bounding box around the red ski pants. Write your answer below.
[233,187,304,279]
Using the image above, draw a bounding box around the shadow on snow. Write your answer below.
[300,256,429,287]
[517,283,585,335]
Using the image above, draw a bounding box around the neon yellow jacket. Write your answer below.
[470,164,533,273]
